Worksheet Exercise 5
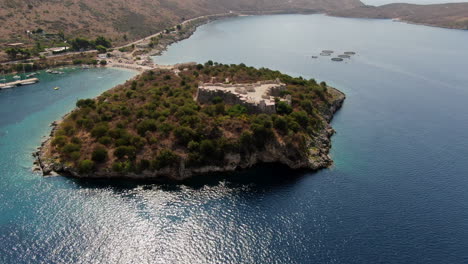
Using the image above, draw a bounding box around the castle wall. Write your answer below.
[195,79,288,114]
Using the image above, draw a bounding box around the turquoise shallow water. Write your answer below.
[2,14,468,263]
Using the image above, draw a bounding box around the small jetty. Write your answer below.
[0,78,39,89]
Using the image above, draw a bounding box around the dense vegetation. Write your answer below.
[48,63,338,175]
[2,35,111,61]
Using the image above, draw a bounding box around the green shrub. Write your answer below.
[153,150,180,169]
[274,116,288,134]
[187,140,200,152]
[98,136,112,146]
[114,146,136,159]
[76,99,95,109]
[70,151,81,161]
[174,126,195,145]
[91,123,108,138]
[92,147,108,163]
[227,104,247,117]
[78,160,95,173]
[62,143,80,154]
[136,119,158,136]
[290,111,309,128]
[52,136,68,147]
[276,101,293,115]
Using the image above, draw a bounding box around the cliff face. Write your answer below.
[35,64,345,182]
[36,89,345,182]
[0,0,363,43]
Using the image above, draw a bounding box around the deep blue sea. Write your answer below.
[2,14,468,263]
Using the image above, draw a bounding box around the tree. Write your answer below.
[5,48,30,60]
[291,111,309,128]
[174,126,195,145]
[78,160,95,173]
[274,116,288,134]
[76,99,96,109]
[94,36,111,48]
[91,123,109,138]
[276,101,293,115]
[152,150,179,169]
[5,48,18,60]
[136,119,158,136]
[96,45,107,53]
[114,146,136,160]
[92,147,108,163]
[70,37,93,51]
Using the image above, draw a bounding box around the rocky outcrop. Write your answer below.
[35,88,345,182]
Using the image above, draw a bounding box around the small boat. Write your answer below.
[20,81,37,85]
[13,75,21,79]
[46,69,52,73]
[1,85,15,89]
[82,65,90,69]
[54,87,60,90]
[0,78,6,82]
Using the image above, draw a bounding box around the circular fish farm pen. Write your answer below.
[338,55,351,58]
[331,57,344,62]
[322,50,334,54]
[344,51,356,55]
[320,53,331,56]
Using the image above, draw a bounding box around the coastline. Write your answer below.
[3,7,466,75]
[29,11,353,182]
[34,83,345,182]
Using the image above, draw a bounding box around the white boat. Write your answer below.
[13,75,21,79]
[46,69,52,73]
[20,81,37,85]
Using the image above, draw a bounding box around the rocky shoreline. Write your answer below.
[34,86,345,182]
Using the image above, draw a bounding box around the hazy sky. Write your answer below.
[362,0,466,5]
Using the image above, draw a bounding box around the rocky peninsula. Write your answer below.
[35,63,345,181]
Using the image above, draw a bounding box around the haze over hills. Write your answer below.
[0,0,363,43]
[329,3,468,30]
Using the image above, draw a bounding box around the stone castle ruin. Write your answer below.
[195,78,291,114]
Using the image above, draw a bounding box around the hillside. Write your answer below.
[329,3,468,30]
[0,0,363,44]
[37,63,345,181]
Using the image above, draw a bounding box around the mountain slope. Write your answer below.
[0,0,363,44]
[329,3,468,30]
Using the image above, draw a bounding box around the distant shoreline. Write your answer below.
[328,3,468,30]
